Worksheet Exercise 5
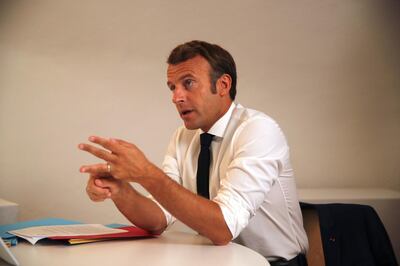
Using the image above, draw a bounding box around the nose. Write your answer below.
[172,86,186,104]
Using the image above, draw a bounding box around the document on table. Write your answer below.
[9,224,127,245]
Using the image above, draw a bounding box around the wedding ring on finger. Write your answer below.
[106,162,111,173]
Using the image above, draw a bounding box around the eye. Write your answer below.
[183,79,194,89]
[168,84,175,91]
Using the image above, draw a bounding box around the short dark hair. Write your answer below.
[167,40,237,101]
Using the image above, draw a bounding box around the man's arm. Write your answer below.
[79,136,232,245]
[142,163,232,245]
[85,174,168,234]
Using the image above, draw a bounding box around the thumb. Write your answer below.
[94,177,121,193]
[94,178,106,187]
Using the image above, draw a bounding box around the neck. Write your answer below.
[201,100,233,132]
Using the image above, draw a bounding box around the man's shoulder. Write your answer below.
[227,104,288,145]
[227,104,289,152]
[232,104,278,128]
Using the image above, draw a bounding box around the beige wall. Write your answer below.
[0,0,399,224]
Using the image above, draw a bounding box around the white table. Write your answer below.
[1,231,269,266]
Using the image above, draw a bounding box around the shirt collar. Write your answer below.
[201,102,235,138]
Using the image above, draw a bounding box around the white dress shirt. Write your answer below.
[159,103,308,260]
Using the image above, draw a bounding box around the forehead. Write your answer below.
[167,55,211,81]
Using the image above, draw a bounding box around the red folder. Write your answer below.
[49,226,156,243]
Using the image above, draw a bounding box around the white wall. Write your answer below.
[0,0,399,225]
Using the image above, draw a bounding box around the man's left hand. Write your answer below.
[78,136,152,183]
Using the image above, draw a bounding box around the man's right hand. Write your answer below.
[86,174,124,202]
[84,172,168,234]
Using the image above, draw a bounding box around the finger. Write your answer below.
[88,177,112,196]
[88,136,122,154]
[87,187,111,201]
[80,163,108,174]
[95,179,118,195]
[111,138,133,148]
[94,178,106,187]
[86,180,111,200]
[78,143,117,162]
[95,177,118,188]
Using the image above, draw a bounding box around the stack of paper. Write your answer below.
[1,218,156,246]
[0,218,82,246]
[9,224,128,245]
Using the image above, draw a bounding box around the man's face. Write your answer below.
[167,56,225,132]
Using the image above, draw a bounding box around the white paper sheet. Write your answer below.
[8,224,127,245]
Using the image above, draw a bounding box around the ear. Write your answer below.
[216,74,232,97]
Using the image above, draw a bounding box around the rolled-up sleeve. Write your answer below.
[213,117,288,238]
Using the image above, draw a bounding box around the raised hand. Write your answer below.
[78,136,153,183]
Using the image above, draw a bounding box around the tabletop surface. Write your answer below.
[1,231,269,266]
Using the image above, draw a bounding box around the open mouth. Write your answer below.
[180,109,194,117]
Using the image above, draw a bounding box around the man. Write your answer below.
[79,40,308,265]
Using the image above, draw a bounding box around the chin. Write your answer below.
[184,125,198,130]
[183,122,200,130]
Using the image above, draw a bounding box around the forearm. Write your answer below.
[111,182,167,234]
[140,164,232,245]
[78,136,231,243]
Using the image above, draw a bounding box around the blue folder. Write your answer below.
[0,218,82,246]
[0,218,128,246]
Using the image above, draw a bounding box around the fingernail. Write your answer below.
[78,144,84,149]
[80,167,86,172]
[89,136,95,141]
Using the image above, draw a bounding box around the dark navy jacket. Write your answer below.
[300,203,398,266]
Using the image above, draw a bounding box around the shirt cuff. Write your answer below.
[212,186,251,239]
[147,194,177,229]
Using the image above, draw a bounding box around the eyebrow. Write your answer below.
[167,74,196,89]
